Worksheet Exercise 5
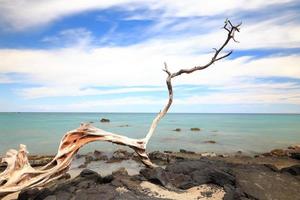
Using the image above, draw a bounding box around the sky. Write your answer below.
[0,0,300,113]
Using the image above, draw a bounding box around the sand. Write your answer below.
[140,181,225,200]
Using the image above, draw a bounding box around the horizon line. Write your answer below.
[1,112,300,115]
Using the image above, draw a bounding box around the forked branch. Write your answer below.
[0,20,240,195]
[143,19,241,146]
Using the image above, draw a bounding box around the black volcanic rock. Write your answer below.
[100,118,110,123]
[141,158,300,200]
[16,151,300,200]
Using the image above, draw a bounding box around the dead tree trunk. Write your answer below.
[0,20,241,194]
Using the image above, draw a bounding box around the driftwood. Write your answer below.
[0,20,241,194]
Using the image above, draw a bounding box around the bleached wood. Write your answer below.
[0,20,240,194]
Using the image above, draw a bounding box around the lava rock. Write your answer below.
[290,152,300,160]
[270,149,287,157]
[80,169,99,178]
[179,149,195,154]
[190,128,201,131]
[94,150,108,161]
[173,128,181,132]
[100,118,110,123]
[110,149,133,161]
[281,165,300,176]
[203,140,216,144]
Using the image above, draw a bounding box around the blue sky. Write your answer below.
[0,0,300,113]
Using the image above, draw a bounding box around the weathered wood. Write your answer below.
[0,20,240,194]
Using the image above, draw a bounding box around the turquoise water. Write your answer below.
[0,113,300,156]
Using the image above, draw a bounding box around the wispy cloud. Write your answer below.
[0,0,295,31]
[42,28,93,47]
[18,86,165,99]
[0,0,300,112]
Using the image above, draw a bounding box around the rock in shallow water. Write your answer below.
[100,118,110,123]
[172,128,181,132]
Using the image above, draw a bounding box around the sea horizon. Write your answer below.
[1,112,300,114]
[1,112,299,157]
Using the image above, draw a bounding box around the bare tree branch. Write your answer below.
[143,19,241,146]
[0,20,240,195]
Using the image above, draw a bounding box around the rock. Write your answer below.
[111,149,132,161]
[55,191,72,200]
[149,151,168,161]
[44,195,57,200]
[233,164,300,200]
[112,151,125,160]
[203,140,216,144]
[60,173,71,180]
[201,152,217,157]
[179,149,195,154]
[270,149,287,157]
[100,118,110,123]
[219,154,229,158]
[119,124,129,127]
[84,152,95,164]
[112,167,128,176]
[236,151,242,154]
[27,155,54,167]
[141,158,300,200]
[201,191,213,198]
[288,144,300,150]
[148,151,176,164]
[75,154,84,159]
[140,167,172,188]
[190,128,201,131]
[290,152,300,160]
[102,175,114,183]
[94,150,108,161]
[17,156,300,200]
[78,163,87,168]
[261,152,272,157]
[281,165,300,176]
[17,168,160,200]
[173,128,181,132]
[80,169,99,178]
[141,159,235,190]
[18,188,52,200]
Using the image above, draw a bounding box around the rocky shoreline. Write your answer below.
[1,145,300,200]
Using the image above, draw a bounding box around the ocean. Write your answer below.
[0,113,299,156]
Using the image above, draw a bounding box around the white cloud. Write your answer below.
[0,74,14,83]
[23,97,165,112]
[42,28,93,47]
[0,35,299,88]
[23,84,300,112]
[0,0,300,112]
[0,24,300,102]
[0,0,294,31]
[18,86,165,99]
